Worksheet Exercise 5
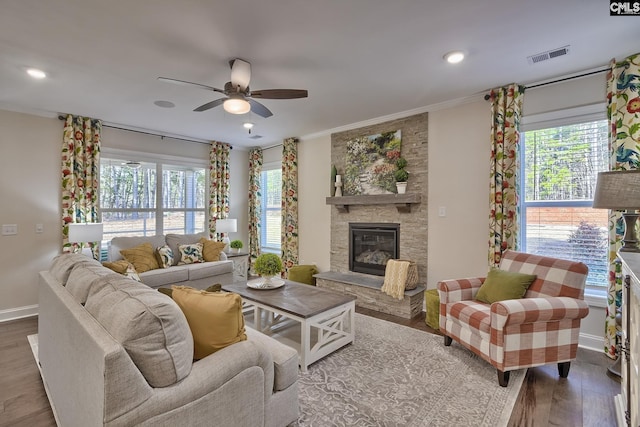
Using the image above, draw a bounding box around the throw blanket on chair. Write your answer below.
[382,259,409,300]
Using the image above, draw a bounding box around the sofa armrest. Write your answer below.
[437,277,485,303]
[491,297,589,329]
[118,340,275,426]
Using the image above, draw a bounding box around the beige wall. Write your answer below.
[298,135,332,271]
[427,100,491,289]
[0,111,61,318]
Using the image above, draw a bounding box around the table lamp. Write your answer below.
[68,223,104,259]
[593,170,640,252]
[216,218,237,253]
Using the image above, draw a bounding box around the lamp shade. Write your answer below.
[593,170,640,210]
[68,223,104,243]
[216,218,237,233]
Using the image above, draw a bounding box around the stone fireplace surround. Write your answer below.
[316,112,428,319]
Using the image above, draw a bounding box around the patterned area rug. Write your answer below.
[293,314,524,426]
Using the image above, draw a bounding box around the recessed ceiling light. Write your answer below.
[444,51,465,64]
[26,68,47,79]
[154,100,175,108]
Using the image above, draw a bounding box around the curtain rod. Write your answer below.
[56,115,230,148]
[483,68,608,101]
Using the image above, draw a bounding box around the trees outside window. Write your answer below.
[521,119,609,287]
[100,158,205,240]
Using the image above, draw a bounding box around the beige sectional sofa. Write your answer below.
[38,253,299,427]
[108,232,234,289]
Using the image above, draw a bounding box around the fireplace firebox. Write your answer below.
[349,223,399,276]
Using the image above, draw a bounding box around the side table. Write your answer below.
[226,252,249,280]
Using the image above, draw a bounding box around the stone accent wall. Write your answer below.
[330,112,428,283]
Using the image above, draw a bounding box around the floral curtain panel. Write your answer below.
[488,84,525,267]
[604,52,640,359]
[61,114,102,257]
[281,137,299,277]
[248,148,263,269]
[208,141,231,239]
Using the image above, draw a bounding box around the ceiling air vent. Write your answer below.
[527,45,570,65]
[249,135,263,139]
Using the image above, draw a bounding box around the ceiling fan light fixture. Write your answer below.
[444,51,465,64]
[223,97,251,114]
[243,122,254,129]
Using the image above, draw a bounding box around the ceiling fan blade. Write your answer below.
[158,77,225,94]
[230,59,251,91]
[248,99,273,118]
[194,98,226,112]
[250,89,308,99]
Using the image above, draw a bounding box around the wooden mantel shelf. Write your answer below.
[325,193,421,213]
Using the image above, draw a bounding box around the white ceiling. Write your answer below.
[0,1,637,148]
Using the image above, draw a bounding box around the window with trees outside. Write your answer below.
[520,112,608,289]
[260,163,282,253]
[100,157,206,241]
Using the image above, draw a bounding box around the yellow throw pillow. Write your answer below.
[199,238,226,262]
[172,286,247,360]
[102,260,130,275]
[120,243,160,273]
[475,269,537,304]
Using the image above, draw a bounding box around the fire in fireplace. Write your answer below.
[349,223,399,276]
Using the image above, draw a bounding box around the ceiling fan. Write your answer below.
[158,58,308,118]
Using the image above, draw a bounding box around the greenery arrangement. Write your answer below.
[394,157,409,182]
[254,253,283,276]
[230,240,243,249]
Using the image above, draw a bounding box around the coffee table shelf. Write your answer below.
[223,280,356,371]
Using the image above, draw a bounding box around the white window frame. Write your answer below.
[520,103,608,306]
[260,161,282,254]
[100,148,208,238]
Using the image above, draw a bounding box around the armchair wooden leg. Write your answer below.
[497,370,510,387]
[558,361,571,378]
[444,335,452,346]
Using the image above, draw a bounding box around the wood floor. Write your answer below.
[0,312,620,427]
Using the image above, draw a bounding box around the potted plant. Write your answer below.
[394,157,409,194]
[253,253,283,285]
[230,239,243,253]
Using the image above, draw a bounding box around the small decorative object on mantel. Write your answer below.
[335,174,343,197]
[394,157,409,194]
[331,164,337,196]
[253,253,283,288]
[229,240,243,253]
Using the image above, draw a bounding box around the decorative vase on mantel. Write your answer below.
[396,182,407,194]
[394,157,409,195]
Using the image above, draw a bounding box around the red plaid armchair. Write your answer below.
[437,250,590,386]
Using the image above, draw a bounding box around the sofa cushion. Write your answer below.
[166,232,208,265]
[245,327,298,392]
[66,264,121,304]
[139,265,189,288]
[199,238,226,262]
[120,243,160,273]
[187,260,234,281]
[172,286,247,360]
[177,243,205,265]
[84,276,193,388]
[109,235,167,262]
[155,245,174,269]
[448,300,491,340]
[50,252,101,285]
[475,269,537,304]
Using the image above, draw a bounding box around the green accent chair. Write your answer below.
[424,289,440,330]
[288,265,319,286]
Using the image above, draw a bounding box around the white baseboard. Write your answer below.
[0,304,38,323]
[578,331,604,353]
